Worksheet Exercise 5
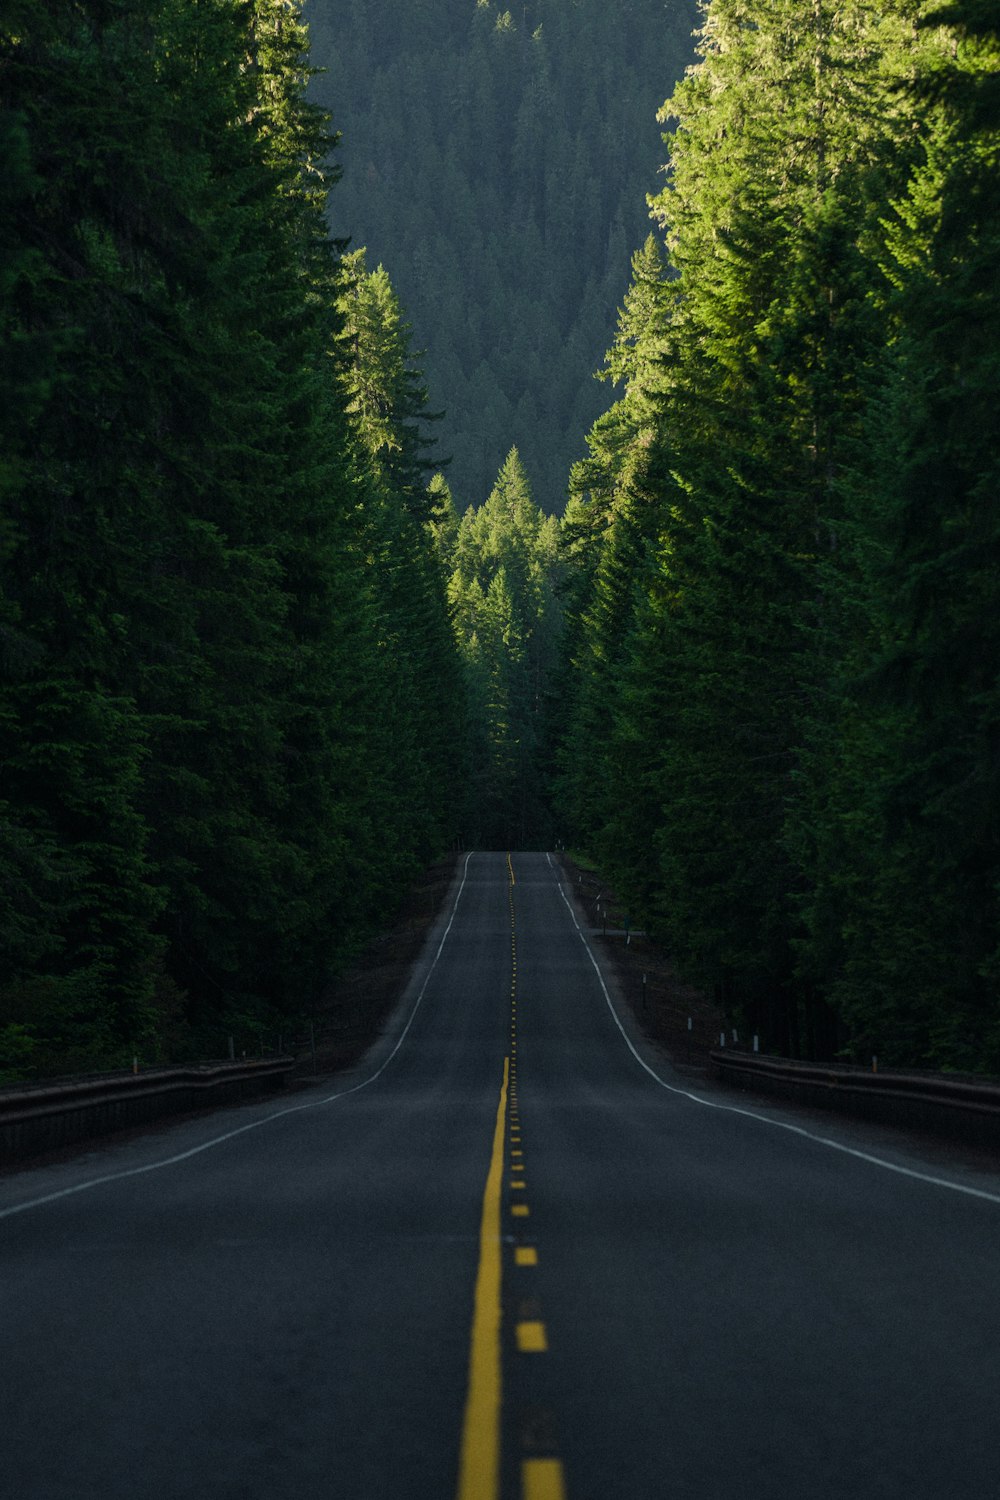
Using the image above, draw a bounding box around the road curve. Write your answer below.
[3,852,999,1499]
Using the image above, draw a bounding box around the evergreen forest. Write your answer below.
[304,0,699,510]
[434,451,562,849]
[554,0,1000,1073]
[0,0,466,1075]
[2,0,1000,1082]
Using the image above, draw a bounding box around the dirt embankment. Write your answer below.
[298,855,461,1076]
[556,854,724,1074]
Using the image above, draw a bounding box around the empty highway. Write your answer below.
[3,852,999,1499]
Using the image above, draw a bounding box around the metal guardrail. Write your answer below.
[709,1048,1000,1146]
[0,1057,295,1163]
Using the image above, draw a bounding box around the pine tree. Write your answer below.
[553,0,929,1051]
[803,0,1000,1067]
[439,449,561,846]
[552,234,672,861]
[307,0,699,509]
[335,249,466,878]
[0,0,466,1075]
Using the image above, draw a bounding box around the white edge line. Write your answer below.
[0,853,476,1222]
[546,851,1000,1207]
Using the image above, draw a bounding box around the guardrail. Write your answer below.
[0,1057,295,1164]
[709,1048,1000,1147]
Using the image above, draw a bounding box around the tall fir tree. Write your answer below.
[0,0,465,1076]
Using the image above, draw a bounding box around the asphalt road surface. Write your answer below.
[3,852,1000,1500]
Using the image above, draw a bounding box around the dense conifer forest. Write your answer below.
[553,0,1000,1073]
[0,0,465,1075]
[304,0,698,510]
[2,0,999,1081]
[434,452,562,848]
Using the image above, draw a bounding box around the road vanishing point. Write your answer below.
[3,852,1000,1499]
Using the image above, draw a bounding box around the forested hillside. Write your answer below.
[304,0,698,510]
[0,1,464,1077]
[4,0,999,1084]
[433,452,562,847]
[553,0,1000,1073]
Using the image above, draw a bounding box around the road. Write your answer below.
[3,851,1000,1499]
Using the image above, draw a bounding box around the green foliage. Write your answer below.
[335,250,468,878]
[0,0,464,1078]
[8,0,999,1084]
[305,0,698,510]
[438,450,561,846]
[552,0,1000,1072]
[553,235,674,871]
[807,0,1000,1067]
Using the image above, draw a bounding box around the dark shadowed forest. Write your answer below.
[305,0,698,510]
[2,0,999,1079]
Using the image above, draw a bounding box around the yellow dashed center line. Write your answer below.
[503,854,564,1493]
[523,1458,567,1500]
[516,1321,548,1353]
[456,1057,509,1500]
